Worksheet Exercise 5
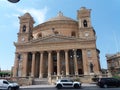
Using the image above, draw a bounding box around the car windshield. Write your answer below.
[68,79,73,82]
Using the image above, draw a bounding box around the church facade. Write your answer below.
[13,7,101,78]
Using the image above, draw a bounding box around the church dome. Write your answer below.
[47,11,76,22]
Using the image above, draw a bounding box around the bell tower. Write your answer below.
[77,7,96,39]
[18,13,35,43]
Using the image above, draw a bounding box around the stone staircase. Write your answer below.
[33,78,50,85]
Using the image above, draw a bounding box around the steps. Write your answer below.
[33,78,49,85]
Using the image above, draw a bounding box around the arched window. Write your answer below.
[83,20,88,27]
[71,31,76,37]
[22,25,26,32]
[37,33,42,38]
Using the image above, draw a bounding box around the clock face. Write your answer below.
[85,33,89,37]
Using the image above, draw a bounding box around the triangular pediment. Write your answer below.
[14,34,93,46]
[31,34,77,44]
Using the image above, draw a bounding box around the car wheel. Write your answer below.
[15,87,19,90]
[103,84,108,88]
[8,87,12,90]
[74,84,80,88]
[56,84,62,89]
[116,84,119,87]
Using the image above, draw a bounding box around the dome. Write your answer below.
[47,11,76,22]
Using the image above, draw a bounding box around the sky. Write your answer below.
[0,0,120,70]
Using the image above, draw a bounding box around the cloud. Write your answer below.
[0,0,16,8]
[16,7,48,24]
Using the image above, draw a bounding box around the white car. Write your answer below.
[56,78,82,89]
[0,79,19,90]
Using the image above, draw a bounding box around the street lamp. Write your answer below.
[8,0,20,3]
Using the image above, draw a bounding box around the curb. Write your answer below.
[20,84,97,89]
[20,85,55,89]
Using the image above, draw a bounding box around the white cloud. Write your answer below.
[16,7,48,24]
[0,0,16,8]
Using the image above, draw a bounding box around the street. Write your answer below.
[20,87,120,90]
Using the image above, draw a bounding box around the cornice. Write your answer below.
[14,34,96,47]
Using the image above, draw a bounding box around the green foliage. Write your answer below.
[113,75,120,79]
[0,72,11,75]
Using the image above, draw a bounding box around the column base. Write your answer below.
[39,74,43,78]
[66,73,69,76]
[31,74,34,78]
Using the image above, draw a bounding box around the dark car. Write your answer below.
[97,77,120,88]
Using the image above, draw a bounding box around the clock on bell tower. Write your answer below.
[18,13,35,43]
[77,7,96,39]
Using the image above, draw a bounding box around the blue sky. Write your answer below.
[0,0,120,70]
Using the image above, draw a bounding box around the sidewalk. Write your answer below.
[20,83,97,89]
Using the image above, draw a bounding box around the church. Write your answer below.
[13,7,101,78]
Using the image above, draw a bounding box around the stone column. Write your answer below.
[92,49,100,74]
[39,51,43,78]
[73,49,78,75]
[13,53,19,77]
[22,52,28,77]
[57,50,60,76]
[31,52,35,77]
[65,50,69,75]
[48,51,52,76]
[82,49,88,75]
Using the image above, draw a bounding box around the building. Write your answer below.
[106,52,120,76]
[13,7,101,78]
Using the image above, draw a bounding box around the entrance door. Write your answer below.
[53,66,57,75]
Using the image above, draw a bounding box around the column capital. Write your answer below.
[32,52,36,54]
[56,50,60,53]
[48,51,52,53]
[40,51,44,54]
[72,49,77,51]
[22,52,28,54]
[64,49,69,52]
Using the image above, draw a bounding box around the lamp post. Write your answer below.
[8,0,20,3]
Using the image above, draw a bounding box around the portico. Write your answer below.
[14,49,85,78]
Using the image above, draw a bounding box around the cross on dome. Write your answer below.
[57,11,63,16]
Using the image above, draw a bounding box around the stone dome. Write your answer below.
[47,11,76,22]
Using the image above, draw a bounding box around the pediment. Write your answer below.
[31,35,77,44]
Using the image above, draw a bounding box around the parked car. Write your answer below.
[0,79,19,90]
[55,78,82,89]
[97,77,120,88]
